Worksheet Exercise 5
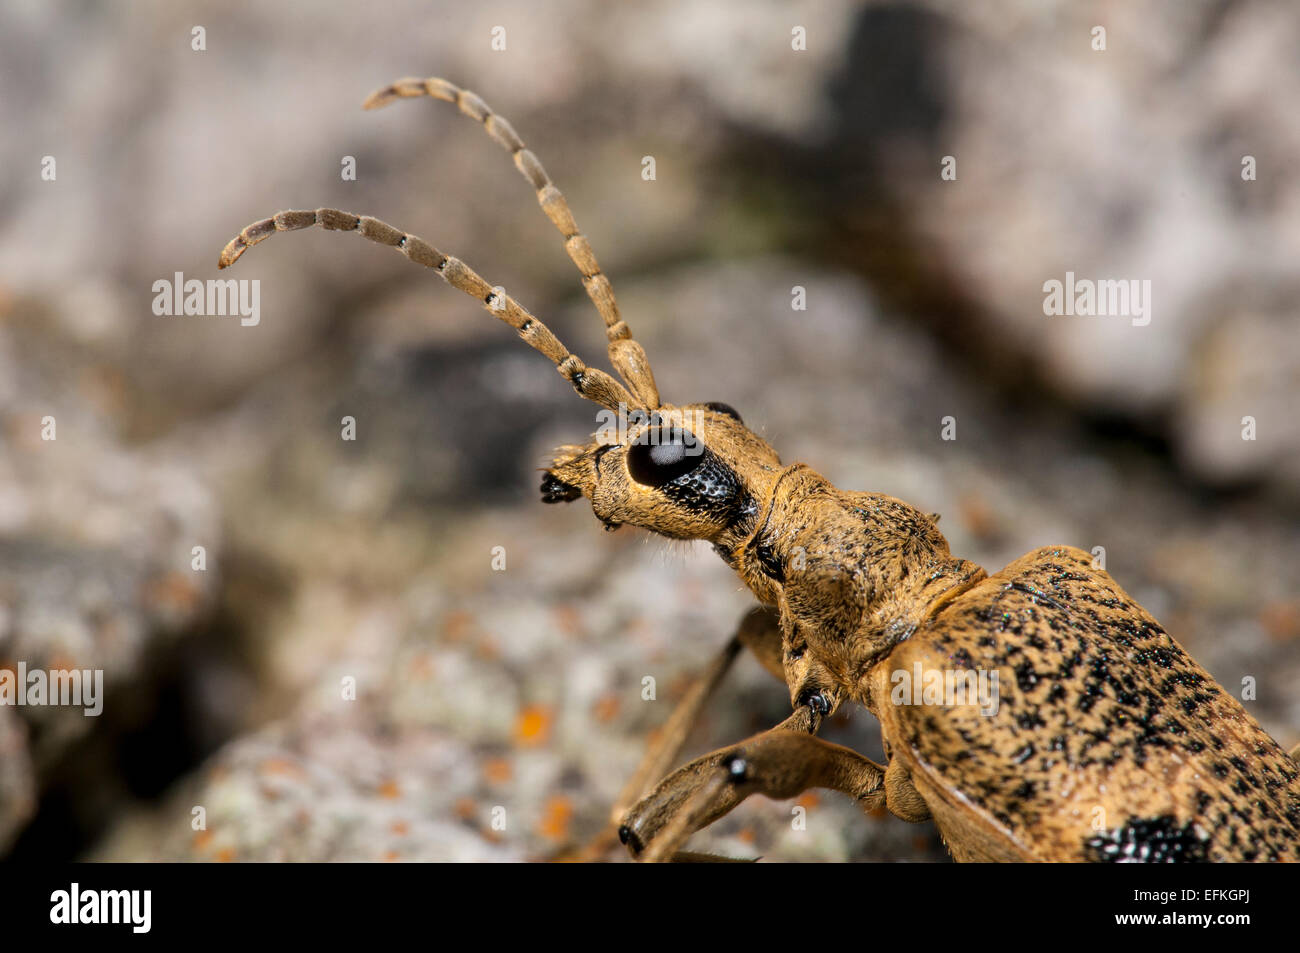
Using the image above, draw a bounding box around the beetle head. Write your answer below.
[542,401,783,548]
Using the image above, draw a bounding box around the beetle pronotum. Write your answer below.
[220,77,1300,863]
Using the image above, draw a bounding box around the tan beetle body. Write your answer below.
[220,78,1300,863]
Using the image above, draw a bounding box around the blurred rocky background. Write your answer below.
[0,0,1296,862]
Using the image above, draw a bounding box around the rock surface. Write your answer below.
[1,0,1295,862]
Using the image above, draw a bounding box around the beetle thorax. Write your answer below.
[722,468,988,708]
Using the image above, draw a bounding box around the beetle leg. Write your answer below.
[884,754,931,822]
[734,604,786,682]
[610,606,784,822]
[620,718,887,862]
[564,606,784,861]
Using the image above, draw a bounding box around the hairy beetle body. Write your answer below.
[220,76,1298,862]
[719,467,1300,861]
[875,547,1300,862]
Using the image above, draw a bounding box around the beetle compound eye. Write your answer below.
[704,401,743,424]
[626,429,703,487]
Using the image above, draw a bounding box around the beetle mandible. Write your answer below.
[219,77,1300,863]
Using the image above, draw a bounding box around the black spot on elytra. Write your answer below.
[1084,816,1209,863]
[1014,662,1040,692]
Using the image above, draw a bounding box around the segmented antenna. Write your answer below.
[363,77,660,409]
[218,208,636,412]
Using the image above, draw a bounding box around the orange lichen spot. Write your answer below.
[215,847,236,863]
[474,636,501,661]
[552,604,583,637]
[143,571,202,614]
[537,796,574,842]
[592,693,621,723]
[441,609,475,644]
[382,850,400,862]
[6,415,39,449]
[390,820,409,836]
[192,830,214,852]
[376,778,402,799]
[624,616,652,643]
[514,704,553,747]
[482,757,513,784]
[958,492,996,537]
[795,792,820,810]
[77,366,129,421]
[1261,601,1300,643]
[409,652,435,679]
[735,827,757,845]
[453,797,478,821]
[260,758,303,777]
